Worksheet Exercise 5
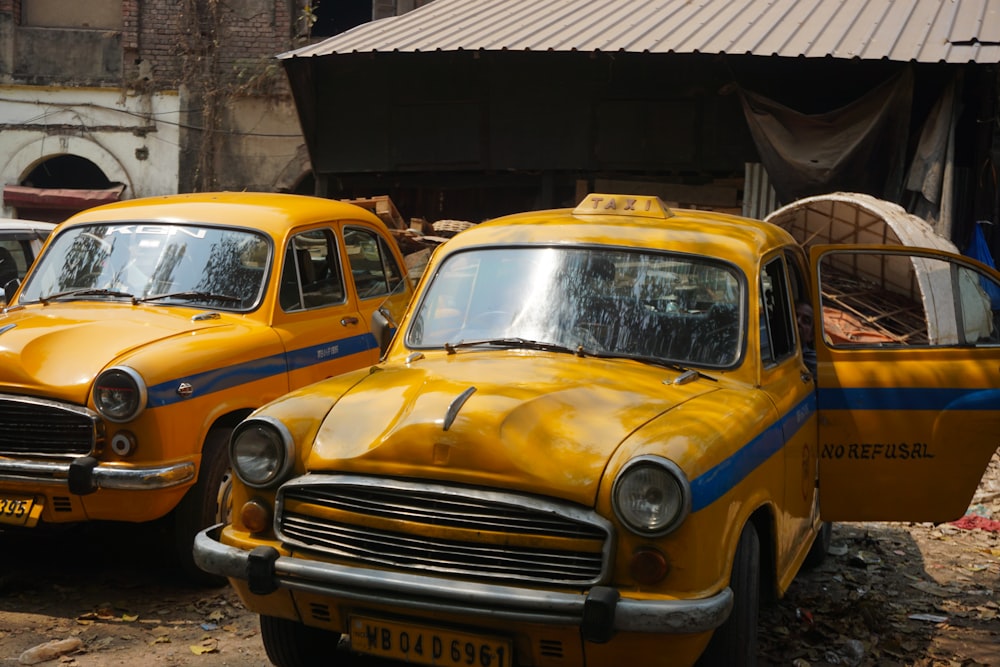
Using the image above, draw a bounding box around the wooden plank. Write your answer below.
[343,195,407,230]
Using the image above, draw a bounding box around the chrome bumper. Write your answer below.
[194,524,733,637]
[0,455,195,492]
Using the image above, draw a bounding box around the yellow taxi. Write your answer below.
[194,193,1000,665]
[0,192,413,582]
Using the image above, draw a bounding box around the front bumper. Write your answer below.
[0,455,195,494]
[194,524,733,638]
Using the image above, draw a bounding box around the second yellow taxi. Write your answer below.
[195,193,1000,665]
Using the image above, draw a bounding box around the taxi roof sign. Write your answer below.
[572,193,674,219]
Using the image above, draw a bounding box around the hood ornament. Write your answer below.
[443,386,476,431]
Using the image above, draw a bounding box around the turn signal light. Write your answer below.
[240,499,271,534]
[629,547,669,584]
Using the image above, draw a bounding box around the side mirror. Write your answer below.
[2,278,19,307]
[371,306,397,357]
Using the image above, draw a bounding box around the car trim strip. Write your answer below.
[145,333,377,407]
[817,386,1000,411]
[0,458,195,489]
[689,392,814,512]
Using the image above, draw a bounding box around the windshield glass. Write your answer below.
[407,246,744,368]
[20,223,270,311]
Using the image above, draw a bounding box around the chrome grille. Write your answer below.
[277,474,612,586]
[0,395,98,457]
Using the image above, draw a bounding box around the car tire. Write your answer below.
[261,615,342,667]
[697,521,761,667]
[803,521,833,569]
[171,427,232,586]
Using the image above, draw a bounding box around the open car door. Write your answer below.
[812,244,1000,522]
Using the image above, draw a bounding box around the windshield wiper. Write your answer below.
[138,291,242,304]
[443,337,590,356]
[586,350,717,381]
[39,288,137,305]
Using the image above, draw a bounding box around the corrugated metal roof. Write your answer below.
[279,0,1000,64]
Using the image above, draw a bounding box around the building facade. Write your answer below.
[0,0,428,221]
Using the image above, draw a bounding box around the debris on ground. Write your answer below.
[761,451,1000,666]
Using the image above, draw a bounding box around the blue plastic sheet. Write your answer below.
[966,222,1000,308]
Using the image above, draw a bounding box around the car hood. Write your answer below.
[309,352,720,506]
[0,303,229,402]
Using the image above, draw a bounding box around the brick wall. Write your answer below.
[136,0,295,91]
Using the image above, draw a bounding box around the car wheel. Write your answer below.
[171,427,232,586]
[261,615,342,667]
[697,521,761,667]
[803,521,832,569]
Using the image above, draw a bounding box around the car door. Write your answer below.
[272,225,380,390]
[812,244,1000,522]
[342,223,413,335]
[757,250,819,573]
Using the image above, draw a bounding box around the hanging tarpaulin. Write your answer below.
[738,68,913,205]
[966,222,1000,309]
[904,74,961,238]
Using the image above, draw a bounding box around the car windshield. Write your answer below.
[19,222,270,311]
[407,246,744,368]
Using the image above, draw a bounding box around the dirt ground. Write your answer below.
[1,455,998,667]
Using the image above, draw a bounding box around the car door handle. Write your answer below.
[340,316,359,326]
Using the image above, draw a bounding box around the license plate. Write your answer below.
[0,494,41,527]
[350,615,512,667]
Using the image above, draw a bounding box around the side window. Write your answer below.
[760,256,797,365]
[818,250,1000,347]
[0,240,30,284]
[279,229,346,312]
[344,226,405,299]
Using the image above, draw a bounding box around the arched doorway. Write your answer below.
[3,155,125,223]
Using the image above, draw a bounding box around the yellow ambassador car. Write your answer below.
[0,192,413,582]
[195,193,1000,666]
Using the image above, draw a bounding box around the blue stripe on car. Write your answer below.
[146,333,377,407]
[689,385,1000,512]
[689,410,790,513]
[815,386,1000,411]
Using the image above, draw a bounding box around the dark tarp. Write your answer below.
[738,68,913,205]
[904,73,961,237]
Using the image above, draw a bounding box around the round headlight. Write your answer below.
[612,456,690,536]
[93,367,147,423]
[230,417,294,488]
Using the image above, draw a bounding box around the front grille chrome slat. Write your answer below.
[293,485,606,538]
[277,474,613,587]
[0,395,99,457]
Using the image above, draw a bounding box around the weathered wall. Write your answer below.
[23,0,121,29]
[0,0,312,200]
[214,95,305,193]
[0,86,181,217]
[12,27,122,83]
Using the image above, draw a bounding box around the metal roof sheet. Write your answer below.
[279,0,1000,64]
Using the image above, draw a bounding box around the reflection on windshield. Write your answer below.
[407,247,744,368]
[20,223,270,311]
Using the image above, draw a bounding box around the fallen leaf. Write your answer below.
[189,638,219,655]
[909,581,951,597]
